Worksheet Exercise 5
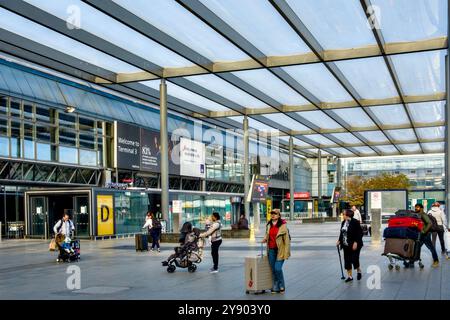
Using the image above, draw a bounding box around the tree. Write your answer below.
[342,173,410,206]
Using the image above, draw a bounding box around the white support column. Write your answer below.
[160,79,170,229]
[244,116,250,219]
[289,136,294,221]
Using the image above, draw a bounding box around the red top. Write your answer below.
[268,223,280,249]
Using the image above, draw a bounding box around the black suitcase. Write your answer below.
[135,234,148,251]
[383,227,420,240]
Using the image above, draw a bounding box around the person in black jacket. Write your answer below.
[337,209,364,282]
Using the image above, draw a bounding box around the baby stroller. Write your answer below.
[56,234,80,263]
[164,228,204,273]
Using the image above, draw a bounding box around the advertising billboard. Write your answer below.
[114,122,140,170]
[179,137,206,178]
[251,175,270,202]
[140,128,160,173]
[97,194,114,236]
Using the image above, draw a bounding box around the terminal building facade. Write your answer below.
[0,60,314,238]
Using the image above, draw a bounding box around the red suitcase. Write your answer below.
[388,216,423,231]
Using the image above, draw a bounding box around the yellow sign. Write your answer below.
[266,199,272,222]
[97,195,114,236]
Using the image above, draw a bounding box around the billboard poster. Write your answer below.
[114,121,140,170]
[251,175,270,202]
[140,128,160,173]
[371,191,382,209]
[180,137,205,178]
[97,195,114,236]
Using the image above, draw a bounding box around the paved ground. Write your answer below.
[1,222,449,300]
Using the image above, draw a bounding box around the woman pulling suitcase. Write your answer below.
[337,209,364,282]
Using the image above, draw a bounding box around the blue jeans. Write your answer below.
[268,248,285,291]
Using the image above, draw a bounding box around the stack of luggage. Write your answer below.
[383,210,423,263]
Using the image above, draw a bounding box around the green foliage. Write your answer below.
[342,173,410,206]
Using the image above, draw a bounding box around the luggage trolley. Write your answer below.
[382,210,425,270]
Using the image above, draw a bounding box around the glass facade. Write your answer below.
[0,96,110,167]
[343,155,445,190]
[114,191,150,235]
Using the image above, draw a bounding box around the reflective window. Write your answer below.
[0,118,7,135]
[35,106,53,123]
[10,137,20,158]
[79,133,95,150]
[23,138,34,159]
[0,97,7,115]
[79,117,95,133]
[36,142,51,161]
[23,103,34,121]
[10,100,21,118]
[11,121,21,138]
[79,149,97,166]
[59,129,77,147]
[0,136,9,156]
[59,146,78,164]
[59,113,76,130]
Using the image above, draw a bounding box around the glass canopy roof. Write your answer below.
[0,0,446,157]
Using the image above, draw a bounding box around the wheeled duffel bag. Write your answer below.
[383,238,416,258]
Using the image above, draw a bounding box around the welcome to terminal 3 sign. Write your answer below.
[114,121,205,178]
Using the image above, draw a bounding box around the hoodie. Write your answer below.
[428,207,447,227]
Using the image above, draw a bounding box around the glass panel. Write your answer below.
[386,129,416,142]
[232,69,309,105]
[369,104,409,126]
[330,133,362,145]
[184,74,268,109]
[23,138,34,159]
[113,0,249,63]
[398,143,421,153]
[0,8,140,73]
[35,106,53,124]
[199,0,311,56]
[330,108,375,128]
[303,134,336,146]
[390,50,445,96]
[23,123,33,139]
[36,142,51,161]
[335,57,398,99]
[11,121,21,138]
[282,64,353,103]
[59,129,77,147]
[10,138,20,158]
[10,99,21,118]
[79,117,95,133]
[357,130,389,143]
[59,146,78,164]
[422,142,444,152]
[23,103,33,121]
[79,149,97,166]
[296,111,342,130]
[0,118,7,135]
[279,136,312,147]
[262,113,310,131]
[287,0,377,49]
[407,101,445,124]
[79,133,95,150]
[0,97,7,116]
[24,0,193,68]
[352,146,376,155]
[0,136,9,156]
[141,81,230,112]
[36,125,54,143]
[416,126,445,140]
[375,145,398,154]
[326,148,354,156]
[371,0,447,43]
[58,113,77,130]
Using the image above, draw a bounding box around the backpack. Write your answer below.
[427,213,439,232]
[152,219,162,230]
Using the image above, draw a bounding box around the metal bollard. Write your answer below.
[44,222,48,240]
[0,221,2,242]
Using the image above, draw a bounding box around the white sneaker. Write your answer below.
[157,248,161,253]
[209,268,219,273]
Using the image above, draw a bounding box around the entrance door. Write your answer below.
[30,196,48,238]
[74,196,89,238]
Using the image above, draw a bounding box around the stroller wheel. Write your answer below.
[395,265,400,271]
[167,265,176,273]
[388,264,393,270]
[188,264,197,273]
[419,262,424,269]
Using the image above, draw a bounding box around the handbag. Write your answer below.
[49,238,57,251]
